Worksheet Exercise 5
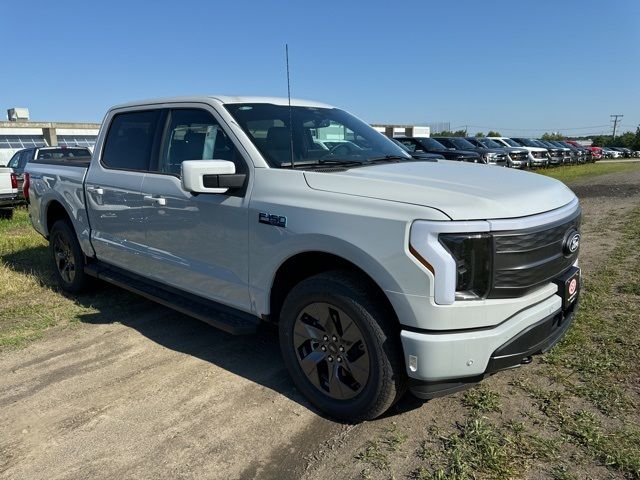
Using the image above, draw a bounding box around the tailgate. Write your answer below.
[0,168,15,195]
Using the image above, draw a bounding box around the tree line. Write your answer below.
[541,129,640,150]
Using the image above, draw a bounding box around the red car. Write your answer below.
[586,146,603,160]
[566,140,602,160]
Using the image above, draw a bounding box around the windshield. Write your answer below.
[477,138,503,149]
[501,138,520,147]
[513,138,538,148]
[225,103,410,168]
[443,137,476,150]
[416,137,448,150]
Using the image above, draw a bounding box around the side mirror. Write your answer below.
[181,160,245,194]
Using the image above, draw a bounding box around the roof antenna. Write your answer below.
[286,44,295,169]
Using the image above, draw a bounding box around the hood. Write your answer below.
[304,161,576,221]
[503,148,528,154]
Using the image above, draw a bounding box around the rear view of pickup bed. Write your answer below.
[0,167,19,219]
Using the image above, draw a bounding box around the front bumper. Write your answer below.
[401,293,578,399]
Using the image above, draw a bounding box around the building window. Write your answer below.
[0,135,48,149]
[57,135,98,148]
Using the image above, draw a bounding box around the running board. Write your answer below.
[84,263,260,335]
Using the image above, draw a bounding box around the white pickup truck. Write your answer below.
[0,167,19,219]
[25,96,581,421]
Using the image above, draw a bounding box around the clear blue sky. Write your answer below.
[3,0,638,137]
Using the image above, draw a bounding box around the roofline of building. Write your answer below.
[0,121,101,128]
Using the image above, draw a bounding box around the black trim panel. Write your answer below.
[84,261,260,335]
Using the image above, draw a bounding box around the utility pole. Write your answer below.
[611,114,623,139]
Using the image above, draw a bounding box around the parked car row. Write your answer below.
[394,135,600,168]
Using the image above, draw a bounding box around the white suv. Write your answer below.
[489,137,549,167]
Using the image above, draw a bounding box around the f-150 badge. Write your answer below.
[259,212,287,228]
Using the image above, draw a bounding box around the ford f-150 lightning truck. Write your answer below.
[25,96,581,421]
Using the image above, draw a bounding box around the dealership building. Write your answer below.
[0,108,100,165]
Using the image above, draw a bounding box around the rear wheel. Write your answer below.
[279,271,407,421]
[49,220,90,293]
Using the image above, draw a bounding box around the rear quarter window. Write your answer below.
[102,110,161,171]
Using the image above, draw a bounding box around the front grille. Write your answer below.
[511,152,527,161]
[495,154,508,164]
[489,208,581,298]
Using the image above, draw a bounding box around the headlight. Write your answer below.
[439,233,492,299]
[482,152,496,161]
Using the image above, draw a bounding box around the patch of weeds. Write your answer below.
[550,464,577,480]
[617,281,640,295]
[355,440,390,471]
[417,440,430,461]
[359,468,372,480]
[562,410,640,478]
[462,386,501,413]
[427,418,516,480]
[355,424,409,474]
[382,423,408,452]
[510,378,567,417]
[506,421,560,460]
[570,380,631,417]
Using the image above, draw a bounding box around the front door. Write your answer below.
[139,107,252,312]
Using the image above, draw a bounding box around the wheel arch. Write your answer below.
[267,250,399,326]
[45,200,73,236]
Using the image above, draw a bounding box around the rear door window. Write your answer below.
[102,110,161,171]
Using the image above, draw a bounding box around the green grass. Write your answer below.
[0,207,141,349]
[537,161,639,184]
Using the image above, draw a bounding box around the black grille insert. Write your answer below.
[489,207,581,298]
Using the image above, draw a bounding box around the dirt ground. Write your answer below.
[1,168,640,480]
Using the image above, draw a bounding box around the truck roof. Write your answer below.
[111,95,335,111]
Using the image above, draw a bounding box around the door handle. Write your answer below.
[86,186,104,195]
[144,195,167,206]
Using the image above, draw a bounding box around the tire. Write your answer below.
[0,208,13,220]
[49,220,90,293]
[279,271,407,422]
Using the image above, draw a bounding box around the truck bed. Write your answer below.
[25,162,89,245]
[30,157,92,168]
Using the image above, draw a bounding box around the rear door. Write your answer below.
[85,108,163,274]
[138,106,252,311]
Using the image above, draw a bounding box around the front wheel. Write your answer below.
[279,271,407,422]
[49,220,90,293]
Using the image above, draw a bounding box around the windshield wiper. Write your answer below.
[365,155,409,164]
[316,159,366,167]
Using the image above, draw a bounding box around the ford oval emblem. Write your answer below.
[564,231,580,255]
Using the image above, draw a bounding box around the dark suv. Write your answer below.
[434,137,508,166]
[390,138,444,161]
[466,137,529,169]
[394,136,482,163]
